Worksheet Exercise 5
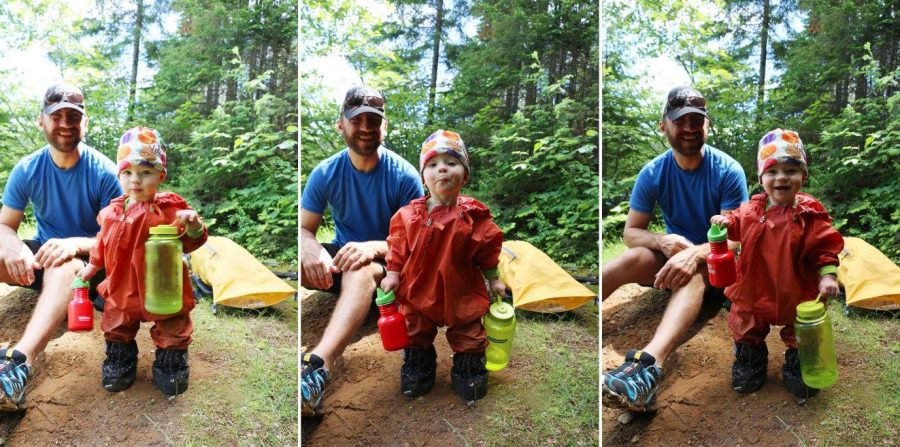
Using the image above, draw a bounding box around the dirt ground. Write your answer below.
[300,288,501,446]
[0,283,213,446]
[601,284,865,447]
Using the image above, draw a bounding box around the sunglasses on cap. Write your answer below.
[344,94,385,110]
[46,90,85,108]
[666,95,706,111]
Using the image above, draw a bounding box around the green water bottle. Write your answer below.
[795,295,838,388]
[145,225,183,315]
[484,296,516,371]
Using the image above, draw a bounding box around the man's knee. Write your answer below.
[603,247,665,285]
[40,259,81,292]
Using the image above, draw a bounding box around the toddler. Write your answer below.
[381,129,506,403]
[710,128,843,399]
[79,126,208,397]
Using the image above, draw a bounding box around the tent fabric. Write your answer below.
[837,237,900,310]
[498,240,596,312]
[189,236,296,308]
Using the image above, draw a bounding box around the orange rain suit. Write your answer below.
[89,192,208,350]
[723,193,843,348]
[386,195,503,353]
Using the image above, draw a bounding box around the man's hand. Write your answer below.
[301,241,335,290]
[658,234,694,259]
[333,242,378,272]
[654,246,701,290]
[33,238,78,269]
[0,243,38,286]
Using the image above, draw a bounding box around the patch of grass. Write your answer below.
[479,303,599,446]
[179,298,298,446]
[812,304,899,446]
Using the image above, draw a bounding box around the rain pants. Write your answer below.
[89,192,208,349]
[723,193,843,347]
[386,195,503,353]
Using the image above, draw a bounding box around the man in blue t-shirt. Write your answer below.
[300,86,423,416]
[0,83,122,411]
[601,86,749,412]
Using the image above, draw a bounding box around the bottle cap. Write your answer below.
[72,276,90,288]
[796,299,826,321]
[489,301,515,322]
[375,288,395,306]
[707,223,727,242]
[149,224,179,235]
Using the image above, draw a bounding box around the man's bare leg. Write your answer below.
[640,272,706,368]
[309,262,384,370]
[601,247,666,300]
[11,259,80,364]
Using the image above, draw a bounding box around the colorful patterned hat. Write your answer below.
[116,126,167,175]
[757,128,808,179]
[419,129,470,173]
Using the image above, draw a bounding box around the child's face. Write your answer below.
[761,161,803,206]
[119,166,164,202]
[422,153,467,199]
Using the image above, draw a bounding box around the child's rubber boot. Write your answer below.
[400,346,436,398]
[152,348,189,397]
[102,340,138,392]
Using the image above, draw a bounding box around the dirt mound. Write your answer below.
[0,284,214,446]
[601,284,856,446]
[301,290,516,446]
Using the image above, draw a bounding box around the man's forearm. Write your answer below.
[367,240,389,259]
[623,227,663,251]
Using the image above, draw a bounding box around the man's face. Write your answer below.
[660,113,708,157]
[38,108,86,152]
[338,113,386,156]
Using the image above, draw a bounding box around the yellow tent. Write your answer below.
[189,236,296,308]
[837,237,900,310]
[498,240,596,312]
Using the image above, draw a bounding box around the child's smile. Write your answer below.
[761,161,804,207]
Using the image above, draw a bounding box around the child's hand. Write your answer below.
[818,274,839,298]
[380,272,400,293]
[489,278,507,298]
[173,210,204,232]
[710,215,730,227]
[78,263,100,282]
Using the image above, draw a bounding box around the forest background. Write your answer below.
[0,0,298,266]
[603,0,899,262]
[301,0,600,271]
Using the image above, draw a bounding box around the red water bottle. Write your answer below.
[376,288,408,351]
[68,277,93,332]
[707,223,736,288]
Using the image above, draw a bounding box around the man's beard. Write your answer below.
[668,134,704,157]
[344,132,381,156]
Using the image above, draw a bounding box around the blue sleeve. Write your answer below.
[398,167,424,207]
[720,162,749,211]
[301,166,327,214]
[628,166,655,214]
[2,162,28,211]
[100,171,123,208]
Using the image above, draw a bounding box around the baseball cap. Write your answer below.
[41,82,87,116]
[662,85,707,121]
[340,86,386,120]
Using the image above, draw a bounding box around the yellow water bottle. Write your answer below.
[795,294,838,388]
[484,295,516,371]
[145,225,183,315]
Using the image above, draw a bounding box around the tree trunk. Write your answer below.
[127,0,145,123]
[427,0,444,126]
[756,0,770,121]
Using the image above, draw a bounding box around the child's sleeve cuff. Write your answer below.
[186,225,205,239]
[819,265,838,277]
[482,267,499,280]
